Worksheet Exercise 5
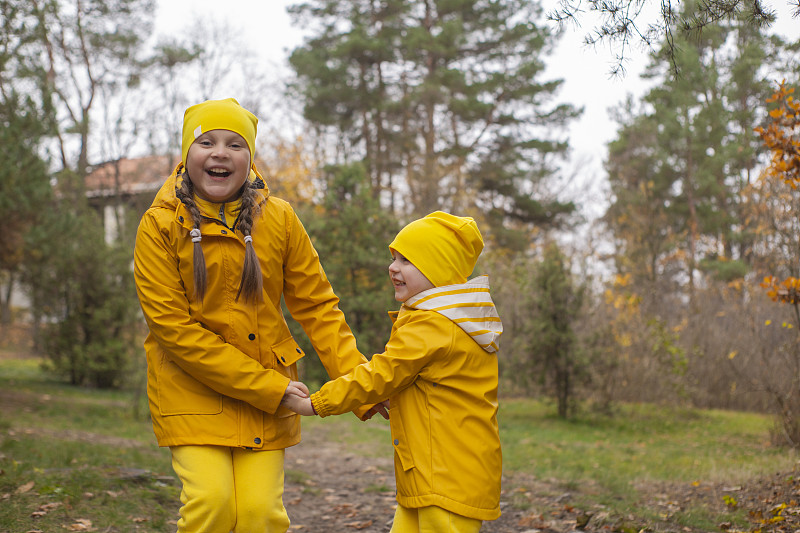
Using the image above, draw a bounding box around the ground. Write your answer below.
[283,418,562,533]
[6,408,800,533]
[283,420,800,533]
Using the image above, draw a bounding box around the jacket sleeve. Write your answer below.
[134,211,290,414]
[279,210,373,416]
[310,312,452,417]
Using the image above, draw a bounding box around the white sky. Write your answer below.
[153,0,799,216]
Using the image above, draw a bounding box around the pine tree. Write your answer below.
[525,243,583,418]
[288,0,578,245]
[0,97,52,324]
[604,6,781,304]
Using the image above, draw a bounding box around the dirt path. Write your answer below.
[283,422,589,533]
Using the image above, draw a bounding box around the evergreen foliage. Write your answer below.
[289,163,400,383]
[528,243,584,418]
[0,0,155,387]
[288,0,578,244]
[502,244,584,418]
[604,5,779,308]
[548,0,786,75]
[0,96,52,324]
[20,170,139,388]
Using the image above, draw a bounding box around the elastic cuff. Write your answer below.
[310,392,329,417]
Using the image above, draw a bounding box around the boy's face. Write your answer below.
[388,251,434,302]
[186,129,251,203]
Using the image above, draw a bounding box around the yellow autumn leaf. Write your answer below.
[617,333,632,347]
[728,351,738,359]
[766,320,772,325]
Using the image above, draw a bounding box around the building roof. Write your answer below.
[84,155,176,199]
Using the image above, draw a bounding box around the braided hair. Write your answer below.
[175,169,263,304]
[235,177,263,303]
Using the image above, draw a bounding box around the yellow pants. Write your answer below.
[390,504,482,533]
[170,445,290,533]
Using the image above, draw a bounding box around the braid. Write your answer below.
[175,172,207,302]
[236,180,264,303]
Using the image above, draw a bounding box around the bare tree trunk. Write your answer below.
[0,272,14,325]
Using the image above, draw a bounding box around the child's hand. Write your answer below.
[362,400,390,421]
[281,381,315,415]
[282,394,316,416]
[283,380,309,399]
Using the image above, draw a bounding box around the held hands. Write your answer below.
[283,380,309,399]
[280,380,316,416]
[280,381,391,420]
[362,400,390,421]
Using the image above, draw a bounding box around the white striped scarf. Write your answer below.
[403,275,503,353]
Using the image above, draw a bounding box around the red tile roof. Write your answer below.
[84,155,176,198]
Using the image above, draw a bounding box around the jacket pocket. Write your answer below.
[157,358,223,416]
[389,405,415,471]
[272,337,306,418]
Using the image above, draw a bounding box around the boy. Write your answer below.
[284,211,503,532]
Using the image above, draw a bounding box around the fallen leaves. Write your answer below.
[63,518,95,531]
[331,503,359,518]
[16,480,35,494]
[343,520,373,529]
[31,502,62,518]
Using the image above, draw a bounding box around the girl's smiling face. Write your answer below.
[185,129,251,203]
[388,251,434,302]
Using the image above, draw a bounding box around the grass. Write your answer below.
[501,400,784,484]
[0,356,796,532]
[0,357,177,532]
[499,399,794,530]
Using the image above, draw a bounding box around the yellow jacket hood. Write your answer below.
[402,275,502,353]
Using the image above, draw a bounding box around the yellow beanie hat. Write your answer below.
[389,211,484,287]
[181,98,258,165]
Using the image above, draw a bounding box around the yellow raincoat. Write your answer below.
[311,276,503,521]
[134,165,369,450]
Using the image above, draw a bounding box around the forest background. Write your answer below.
[2,0,800,444]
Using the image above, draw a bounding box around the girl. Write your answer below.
[133,98,383,532]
